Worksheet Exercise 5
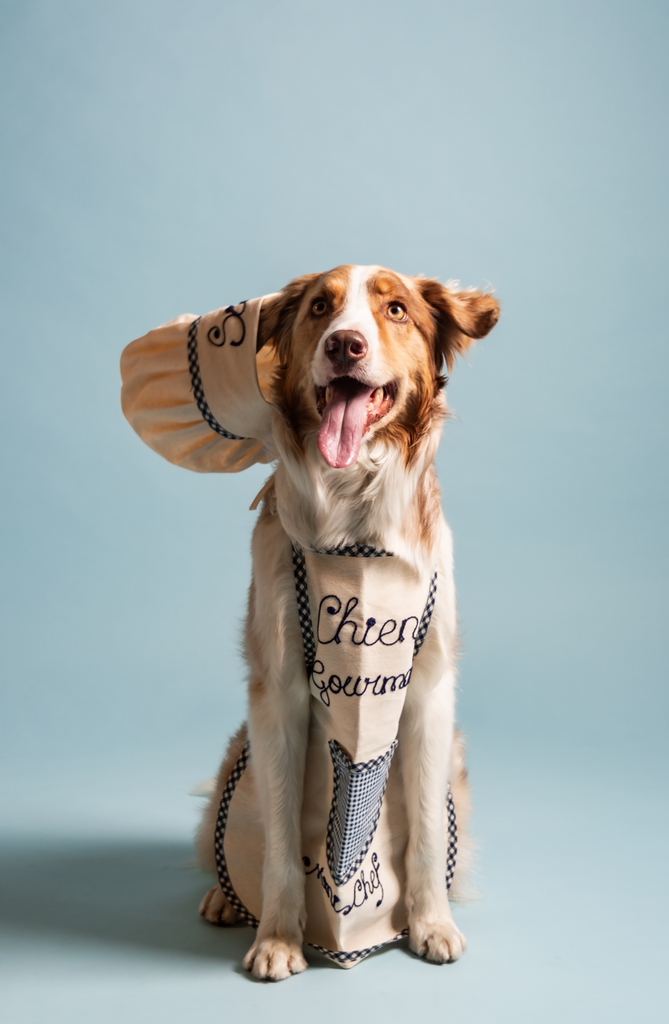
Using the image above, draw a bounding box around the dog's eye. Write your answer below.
[311,299,328,316]
[387,302,407,322]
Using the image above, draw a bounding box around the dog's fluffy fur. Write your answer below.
[195,265,499,980]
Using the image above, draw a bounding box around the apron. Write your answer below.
[214,544,458,968]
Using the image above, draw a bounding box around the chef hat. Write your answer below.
[120,296,280,473]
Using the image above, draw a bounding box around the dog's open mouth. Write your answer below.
[315,377,396,469]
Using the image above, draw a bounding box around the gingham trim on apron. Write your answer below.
[291,543,438,673]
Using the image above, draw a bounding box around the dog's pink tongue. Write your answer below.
[317,378,374,468]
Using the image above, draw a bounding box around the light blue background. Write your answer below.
[1,1,667,1021]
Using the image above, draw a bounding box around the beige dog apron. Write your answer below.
[120,298,457,968]
[214,546,457,966]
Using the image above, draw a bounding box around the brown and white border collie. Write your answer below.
[195,265,500,980]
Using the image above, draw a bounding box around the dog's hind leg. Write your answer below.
[199,884,238,925]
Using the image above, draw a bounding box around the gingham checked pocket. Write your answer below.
[326,739,398,887]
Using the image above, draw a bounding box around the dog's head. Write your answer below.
[258,265,499,469]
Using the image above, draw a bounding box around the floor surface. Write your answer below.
[1,737,666,1024]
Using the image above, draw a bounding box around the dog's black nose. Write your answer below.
[324,330,368,367]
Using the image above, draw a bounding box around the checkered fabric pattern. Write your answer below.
[292,546,316,670]
[446,785,458,891]
[413,570,438,658]
[326,739,398,886]
[311,930,409,966]
[213,741,259,927]
[317,544,394,557]
[187,317,248,441]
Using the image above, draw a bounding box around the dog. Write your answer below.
[190,265,500,980]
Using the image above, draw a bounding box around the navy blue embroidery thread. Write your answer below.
[309,661,413,706]
[303,850,384,914]
[326,739,398,886]
[207,301,247,347]
[187,317,248,441]
[314,571,437,653]
[317,594,421,649]
[292,547,438,690]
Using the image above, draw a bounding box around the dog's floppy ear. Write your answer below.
[257,273,321,356]
[416,278,500,373]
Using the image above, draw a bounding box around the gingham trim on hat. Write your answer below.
[187,317,248,441]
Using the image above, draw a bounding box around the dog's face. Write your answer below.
[260,265,499,469]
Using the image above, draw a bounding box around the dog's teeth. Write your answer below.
[372,388,384,405]
[325,386,332,403]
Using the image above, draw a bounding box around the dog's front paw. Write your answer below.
[409,917,467,964]
[199,885,238,925]
[243,936,307,981]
